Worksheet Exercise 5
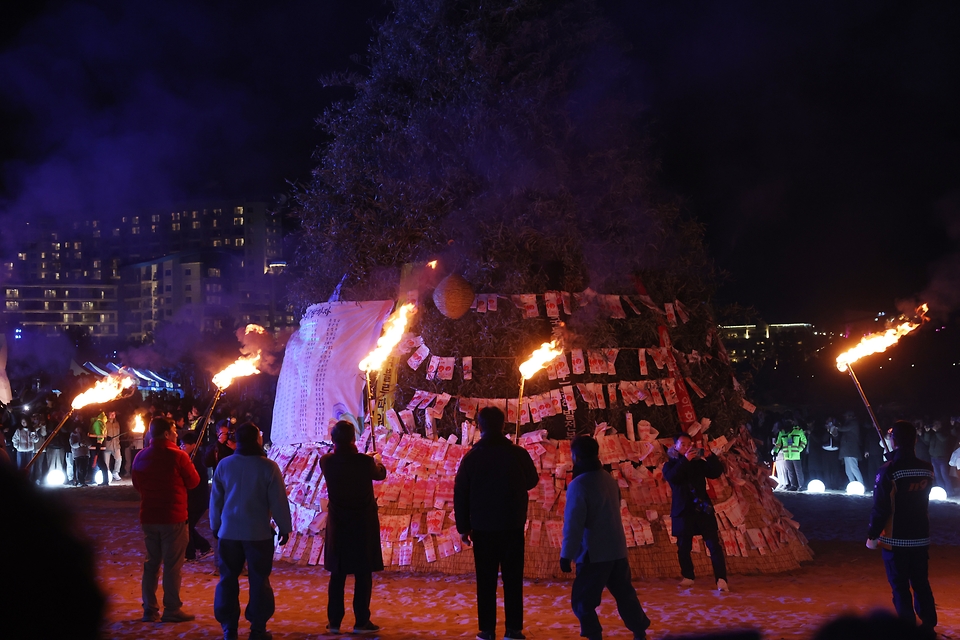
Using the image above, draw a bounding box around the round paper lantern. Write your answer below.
[433,274,474,319]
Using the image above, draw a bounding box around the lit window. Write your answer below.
[172,223,181,231]
[92,220,99,228]
[234,206,243,214]
[5,301,18,310]
[212,239,222,247]
[132,216,139,225]
[93,260,101,268]
[191,221,201,229]
[191,211,198,219]
[113,228,120,237]
[208,268,220,277]
[236,238,244,247]
[151,214,160,223]
[17,253,26,260]
[151,225,157,233]
[233,217,244,226]
[212,220,219,228]
[132,227,140,235]
[172,212,180,221]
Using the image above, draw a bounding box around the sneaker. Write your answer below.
[325,623,341,634]
[717,578,730,592]
[678,577,695,587]
[160,609,196,623]
[249,630,273,640]
[476,633,496,640]
[504,630,526,639]
[197,548,214,561]
[353,621,380,634]
[142,611,161,623]
[112,474,121,482]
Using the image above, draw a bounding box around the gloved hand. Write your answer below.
[865,538,879,550]
[278,532,290,546]
[560,557,572,573]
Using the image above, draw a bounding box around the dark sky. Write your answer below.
[2,0,959,325]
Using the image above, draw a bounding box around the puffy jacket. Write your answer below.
[132,438,200,525]
[867,447,934,548]
[12,427,37,453]
[561,467,627,564]
[210,451,291,541]
[454,434,539,533]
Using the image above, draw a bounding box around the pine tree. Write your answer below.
[291,0,746,439]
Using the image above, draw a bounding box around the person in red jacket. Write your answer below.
[132,417,201,624]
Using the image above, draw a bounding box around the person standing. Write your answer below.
[662,433,729,592]
[70,424,90,486]
[89,411,110,486]
[866,420,937,632]
[922,420,954,498]
[774,420,808,491]
[180,431,212,561]
[12,417,37,470]
[454,407,539,640]
[103,410,122,482]
[204,423,237,471]
[320,420,387,635]
[560,436,651,640]
[131,417,200,623]
[837,410,864,485]
[210,423,291,640]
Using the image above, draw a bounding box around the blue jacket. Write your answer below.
[561,467,628,563]
[868,447,934,548]
[210,451,292,541]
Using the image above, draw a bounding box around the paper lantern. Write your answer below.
[433,274,474,319]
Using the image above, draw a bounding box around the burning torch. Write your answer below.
[359,303,417,453]
[25,371,138,472]
[836,304,928,454]
[516,341,564,439]
[192,324,266,460]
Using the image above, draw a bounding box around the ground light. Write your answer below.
[94,470,103,485]
[807,479,826,493]
[846,481,865,495]
[46,469,66,486]
[930,486,948,501]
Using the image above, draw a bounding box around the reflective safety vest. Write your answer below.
[775,428,807,461]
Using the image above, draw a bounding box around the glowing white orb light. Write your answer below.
[846,481,865,496]
[930,486,948,501]
[94,470,103,485]
[46,469,66,486]
[807,479,826,493]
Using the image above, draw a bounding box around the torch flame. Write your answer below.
[836,304,929,372]
[360,303,417,372]
[426,260,438,269]
[132,413,146,433]
[519,341,564,380]
[71,372,137,410]
[212,324,267,389]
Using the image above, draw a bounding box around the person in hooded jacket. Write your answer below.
[320,420,387,635]
[560,435,650,640]
[867,420,937,633]
[210,422,291,640]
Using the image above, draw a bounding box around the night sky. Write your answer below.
[2,0,958,326]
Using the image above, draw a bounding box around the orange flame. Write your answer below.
[360,303,417,372]
[132,413,146,433]
[71,372,137,410]
[212,324,266,389]
[519,341,564,380]
[836,304,929,372]
[426,260,438,269]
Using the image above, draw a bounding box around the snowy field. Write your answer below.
[61,483,960,639]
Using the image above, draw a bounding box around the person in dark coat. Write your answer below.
[180,431,212,561]
[867,421,937,632]
[838,410,864,485]
[454,407,539,640]
[662,433,729,591]
[320,420,387,635]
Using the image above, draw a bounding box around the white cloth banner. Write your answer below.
[270,300,394,446]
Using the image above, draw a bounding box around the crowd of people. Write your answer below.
[758,410,960,497]
[0,395,945,640]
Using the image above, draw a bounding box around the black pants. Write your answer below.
[677,531,727,582]
[572,557,650,640]
[327,571,373,629]
[185,506,211,559]
[92,444,109,485]
[74,456,89,485]
[882,546,937,629]
[472,529,525,633]
[215,538,276,632]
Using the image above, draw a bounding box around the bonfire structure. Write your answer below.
[268,0,813,578]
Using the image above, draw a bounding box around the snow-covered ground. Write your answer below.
[61,482,960,639]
